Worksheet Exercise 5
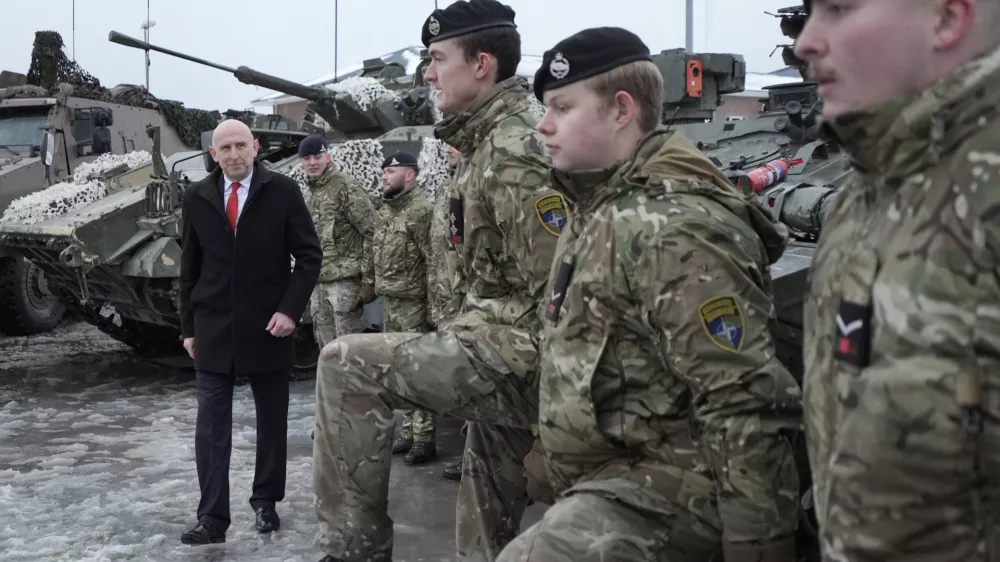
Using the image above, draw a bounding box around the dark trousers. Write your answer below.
[195,369,289,532]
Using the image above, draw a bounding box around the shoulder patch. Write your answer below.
[535,194,569,236]
[698,296,745,353]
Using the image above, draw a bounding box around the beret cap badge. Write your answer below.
[428,16,441,36]
[549,53,570,80]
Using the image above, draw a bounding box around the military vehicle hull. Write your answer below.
[0,92,195,337]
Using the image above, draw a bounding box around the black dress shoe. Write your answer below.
[181,521,225,544]
[255,506,280,533]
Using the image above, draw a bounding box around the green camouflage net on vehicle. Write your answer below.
[24,31,222,149]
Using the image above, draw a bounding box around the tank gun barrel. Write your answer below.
[109,31,237,73]
[108,31,327,103]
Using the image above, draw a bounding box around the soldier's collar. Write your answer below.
[434,76,530,152]
[306,163,336,187]
[382,184,419,207]
[550,162,624,211]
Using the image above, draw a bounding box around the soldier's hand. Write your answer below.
[523,439,555,505]
[183,337,195,359]
[359,283,377,304]
[267,312,296,337]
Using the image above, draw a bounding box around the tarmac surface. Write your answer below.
[0,320,542,561]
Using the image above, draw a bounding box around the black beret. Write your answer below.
[533,27,653,102]
[421,0,516,48]
[382,151,419,169]
[298,134,329,157]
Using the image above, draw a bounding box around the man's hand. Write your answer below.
[359,283,377,304]
[267,312,296,337]
[183,337,196,359]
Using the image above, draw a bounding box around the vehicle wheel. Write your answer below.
[291,323,319,379]
[0,256,67,336]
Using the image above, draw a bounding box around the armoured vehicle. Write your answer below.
[0,74,198,337]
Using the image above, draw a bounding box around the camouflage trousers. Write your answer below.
[311,277,366,349]
[383,296,434,441]
[312,329,537,562]
[497,478,723,562]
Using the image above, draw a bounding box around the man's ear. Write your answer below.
[475,52,496,80]
[613,91,637,130]
[933,0,976,51]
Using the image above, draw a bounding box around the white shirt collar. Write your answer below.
[224,168,253,189]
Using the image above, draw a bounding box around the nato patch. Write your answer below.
[698,296,746,353]
[535,194,569,236]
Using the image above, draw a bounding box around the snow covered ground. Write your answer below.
[0,321,527,562]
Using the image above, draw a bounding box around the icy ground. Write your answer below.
[0,321,540,562]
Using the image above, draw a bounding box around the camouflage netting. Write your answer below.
[24,31,222,148]
[0,151,152,225]
[526,95,546,121]
[325,77,393,111]
[285,136,450,204]
[417,137,449,200]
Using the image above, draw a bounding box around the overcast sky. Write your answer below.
[0,0,799,113]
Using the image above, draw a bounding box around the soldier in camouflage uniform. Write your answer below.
[311,2,566,561]
[363,151,438,465]
[795,2,1000,560]
[496,28,803,562]
[430,143,467,481]
[298,134,377,348]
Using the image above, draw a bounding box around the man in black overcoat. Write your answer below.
[177,119,322,544]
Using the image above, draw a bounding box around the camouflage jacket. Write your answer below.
[804,45,1000,561]
[434,76,566,377]
[538,129,802,545]
[428,169,466,328]
[363,186,433,301]
[305,164,377,283]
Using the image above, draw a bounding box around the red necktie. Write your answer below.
[226,182,240,232]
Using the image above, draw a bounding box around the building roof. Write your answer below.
[250,47,802,106]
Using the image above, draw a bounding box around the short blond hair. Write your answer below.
[584,60,663,132]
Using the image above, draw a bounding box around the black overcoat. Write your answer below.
[178,160,322,375]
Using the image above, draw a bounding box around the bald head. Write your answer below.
[209,119,258,181]
[212,119,253,147]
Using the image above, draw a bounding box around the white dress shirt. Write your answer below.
[223,169,253,230]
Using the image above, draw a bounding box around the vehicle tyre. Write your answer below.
[0,256,67,336]
[291,323,319,380]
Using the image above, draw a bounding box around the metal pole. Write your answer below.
[685,0,694,51]
[72,0,76,61]
[145,0,151,90]
[334,0,339,83]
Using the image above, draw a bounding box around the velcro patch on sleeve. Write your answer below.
[698,296,745,353]
[535,194,569,236]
